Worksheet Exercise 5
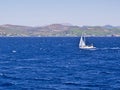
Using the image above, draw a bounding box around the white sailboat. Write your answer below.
[79,34,95,49]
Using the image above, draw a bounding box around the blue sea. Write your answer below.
[0,37,120,90]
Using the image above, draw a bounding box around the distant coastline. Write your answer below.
[0,24,120,37]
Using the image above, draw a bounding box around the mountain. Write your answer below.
[0,24,120,37]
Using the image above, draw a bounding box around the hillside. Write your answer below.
[0,24,120,37]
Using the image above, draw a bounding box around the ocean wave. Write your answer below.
[63,82,81,86]
[0,74,21,80]
[96,47,120,50]
[0,82,15,87]
[81,47,120,51]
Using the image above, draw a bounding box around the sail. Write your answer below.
[79,36,86,47]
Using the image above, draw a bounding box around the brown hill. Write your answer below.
[0,24,120,37]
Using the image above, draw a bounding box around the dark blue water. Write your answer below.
[0,37,120,90]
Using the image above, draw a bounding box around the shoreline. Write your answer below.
[0,36,120,38]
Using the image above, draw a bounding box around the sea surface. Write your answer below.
[0,37,120,90]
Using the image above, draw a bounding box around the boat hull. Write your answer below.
[79,46,96,49]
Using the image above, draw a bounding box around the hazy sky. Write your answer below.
[0,0,120,26]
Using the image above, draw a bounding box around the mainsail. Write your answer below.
[79,36,86,47]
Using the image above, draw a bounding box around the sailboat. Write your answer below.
[79,34,95,49]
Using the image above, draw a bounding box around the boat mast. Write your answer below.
[83,33,85,43]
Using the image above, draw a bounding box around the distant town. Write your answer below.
[0,24,120,37]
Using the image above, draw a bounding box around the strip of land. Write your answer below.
[0,24,120,37]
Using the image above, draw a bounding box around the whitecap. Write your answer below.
[12,50,16,53]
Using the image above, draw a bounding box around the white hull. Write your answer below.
[79,45,96,49]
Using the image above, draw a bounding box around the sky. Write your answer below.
[0,0,120,26]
